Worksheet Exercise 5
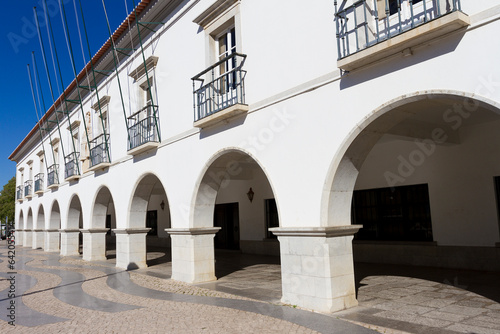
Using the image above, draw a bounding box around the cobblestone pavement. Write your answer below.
[0,243,375,334]
[337,263,500,334]
[2,243,499,334]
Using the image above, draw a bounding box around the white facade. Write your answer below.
[10,0,500,313]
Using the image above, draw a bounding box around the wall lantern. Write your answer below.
[160,200,165,211]
[247,187,254,203]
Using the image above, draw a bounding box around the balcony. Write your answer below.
[47,164,59,189]
[16,186,23,202]
[127,104,160,155]
[88,134,111,172]
[192,53,248,128]
[34,173,44,194]
[24,180,33,199]
[335,0,469,71]
[65,152,80,181]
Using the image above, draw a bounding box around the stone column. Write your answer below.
[270,225,362,313]
[60,229,80,256]
[44,229,60,252]
[166,228,220,283]
[23,230,33,248]
[15,229,23,246]
[32,229,44,249]
[81,229,109,261]
[114,228,150,270]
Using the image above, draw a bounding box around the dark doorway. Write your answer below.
[146,210,158,236]
[214,203,240,250]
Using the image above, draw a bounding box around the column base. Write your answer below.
[114,228,150,270]
[59,229,80,256]
[44,230,60,252]
[81,229,109,261]
[270,225,362,313]
[166,228,220,284]
[32,229,44,249]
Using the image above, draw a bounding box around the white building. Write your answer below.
[9,0,500,313]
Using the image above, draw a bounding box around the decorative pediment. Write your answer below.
[67,120,81,131]
[129,56,159,81]
[193,0,239,28]
[92,95,111,110]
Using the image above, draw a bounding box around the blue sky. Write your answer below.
[0,0,133,187]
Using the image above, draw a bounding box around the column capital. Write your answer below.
[269,225,362,237]
[80,228,109,234]
[165,227,221,235]
[59,229,80,233]
[113,228,151,235]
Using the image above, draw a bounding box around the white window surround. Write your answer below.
[193,0,243,66]
[91,95,111,138]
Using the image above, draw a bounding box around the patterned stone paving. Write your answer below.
[0,244,374,334]
[2,242,499,334]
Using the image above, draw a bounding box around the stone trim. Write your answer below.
[91,95,111,110]
[80,228,109,234]
[113,228,151,235]
[165,227,221,235]
[129,56,159,81]
[33,229,44,232]
[193,0,238,28]
[44,229,59,232]
[59,229,81,233]
[269,225,362,237]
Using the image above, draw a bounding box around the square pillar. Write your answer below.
[32,229,44,249]
[114,228,150,270]
[60,229,80,256]
[44,229,60,252]
[81,229,109,261]
[15,229,23,246]
[270,225,362,313]
[23,230,32,248]
[166,228,220,283]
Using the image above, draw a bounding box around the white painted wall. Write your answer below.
[13,1,500,250]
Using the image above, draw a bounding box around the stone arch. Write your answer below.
[67,194,83,230]
[128,172,170,229]
[35,204,45,230]
[48,200,61,230]
[24,208,34,247]
[116,173,170,269]
[17,210,25,246]
[174,147,280,285]
[45,200,61,252]
[61,195,83,256]
[191,147,280,230]
[33,204,45,249]
[322,90,500,228]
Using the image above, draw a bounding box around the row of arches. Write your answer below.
[15,91,500,313]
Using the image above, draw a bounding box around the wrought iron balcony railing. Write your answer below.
[127,104,160,151]
[16,186,23,200]
[47,164,59,187]
[192,53,247,122]
[335,0,462,60]
[24,180,33,197]
[34,173,44,193]
[90,133,110,167]
[65,152,80,179]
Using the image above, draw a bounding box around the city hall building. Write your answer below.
[10,0,500,313]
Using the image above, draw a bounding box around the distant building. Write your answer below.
[9,0,500,313]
